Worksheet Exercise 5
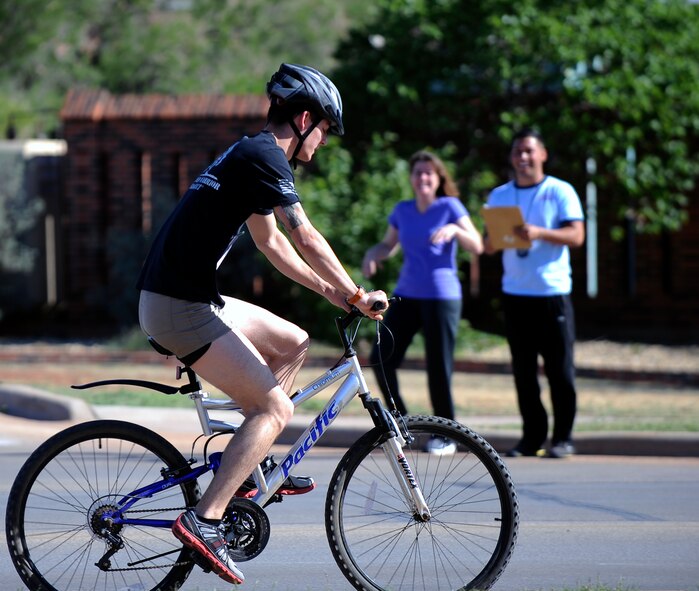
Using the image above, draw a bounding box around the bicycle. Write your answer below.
[6,304,519,591]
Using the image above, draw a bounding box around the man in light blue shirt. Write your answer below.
[485,128,585,459]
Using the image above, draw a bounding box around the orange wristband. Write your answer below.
[346,285,365,306]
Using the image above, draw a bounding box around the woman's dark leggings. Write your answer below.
[370,296,461,420]
[503,293,577,449]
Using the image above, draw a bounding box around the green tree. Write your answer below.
[0,0,62,76]
[300,133,409,286]
[332,0,699,237]
[293,134,472,342]
[0,0,377,138]
[192,0,379,93]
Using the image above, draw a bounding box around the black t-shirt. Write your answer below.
[137,131,300,306]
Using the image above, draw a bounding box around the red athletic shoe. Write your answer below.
[172,510,244,585]
[235,457,315,498]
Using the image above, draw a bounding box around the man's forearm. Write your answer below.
[255,228,333,297]
[291,225,358,297]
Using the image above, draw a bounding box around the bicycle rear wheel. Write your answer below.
[325,415,518,591]
[6,419,201,591]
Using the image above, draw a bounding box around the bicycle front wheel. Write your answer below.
[325,415,518,591]
[6,419,201,591]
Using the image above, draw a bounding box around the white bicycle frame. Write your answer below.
[190,352,431,518]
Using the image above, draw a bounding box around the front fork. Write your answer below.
[361,396,432,521]
[381,413,431,522]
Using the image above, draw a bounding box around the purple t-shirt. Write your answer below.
[389,196,469,300]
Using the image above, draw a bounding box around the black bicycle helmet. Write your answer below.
[266,63,344,136]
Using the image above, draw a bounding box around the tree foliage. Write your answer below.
[294,134,472,341]
[5,0,697,237]
[332,0,699,236]
[3,0,699,334]
[0,0,377,137]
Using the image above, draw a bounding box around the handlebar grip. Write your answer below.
[371,295,399,312]
[371,300,388,312]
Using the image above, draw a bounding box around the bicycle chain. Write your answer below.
[105,561,192,572]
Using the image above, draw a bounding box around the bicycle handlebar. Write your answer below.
[335,296,397,354]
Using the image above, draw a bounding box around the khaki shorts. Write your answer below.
[138,290,237,360]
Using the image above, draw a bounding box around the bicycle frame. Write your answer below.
[251,353,426,512]
[80,309,431,533]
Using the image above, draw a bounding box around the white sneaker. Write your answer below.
[424,436,456,456]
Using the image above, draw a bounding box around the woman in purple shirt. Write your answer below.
[362,150,483,454]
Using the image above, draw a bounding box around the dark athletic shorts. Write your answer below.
[138,290,237,361]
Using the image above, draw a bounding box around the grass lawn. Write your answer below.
[3,357,697,433]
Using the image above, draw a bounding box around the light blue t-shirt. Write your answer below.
[389,196,469,300]
[486,176,584,296]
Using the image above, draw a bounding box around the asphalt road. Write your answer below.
[2,432,698,591]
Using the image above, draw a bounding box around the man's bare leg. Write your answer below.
[189,301,310,518]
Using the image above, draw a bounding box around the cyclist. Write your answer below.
[136,63,387,585]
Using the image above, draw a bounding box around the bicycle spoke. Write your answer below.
[326,416,518,590]
[7,421,199,591]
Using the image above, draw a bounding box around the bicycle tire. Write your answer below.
[6,419,202,591]
[325,415,518,591]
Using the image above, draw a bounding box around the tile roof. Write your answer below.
[60,88,269,120]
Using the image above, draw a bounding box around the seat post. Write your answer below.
[177,366,202,394]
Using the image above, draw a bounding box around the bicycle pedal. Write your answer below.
[188,548,212,573]
[235,479,315,498]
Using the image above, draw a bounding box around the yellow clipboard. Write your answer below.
[481,206,532,250]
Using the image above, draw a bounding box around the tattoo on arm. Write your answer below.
[282,203,304,231]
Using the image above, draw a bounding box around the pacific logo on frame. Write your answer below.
[281,400,340,477]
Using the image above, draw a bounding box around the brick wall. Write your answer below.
[60,89,268,320]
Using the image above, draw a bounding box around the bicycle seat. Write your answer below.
[148,337,174,357]
[147,337,211,367]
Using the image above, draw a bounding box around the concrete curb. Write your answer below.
[0,383,97,422]
[2,387,698,457]
[275,414,699,458]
